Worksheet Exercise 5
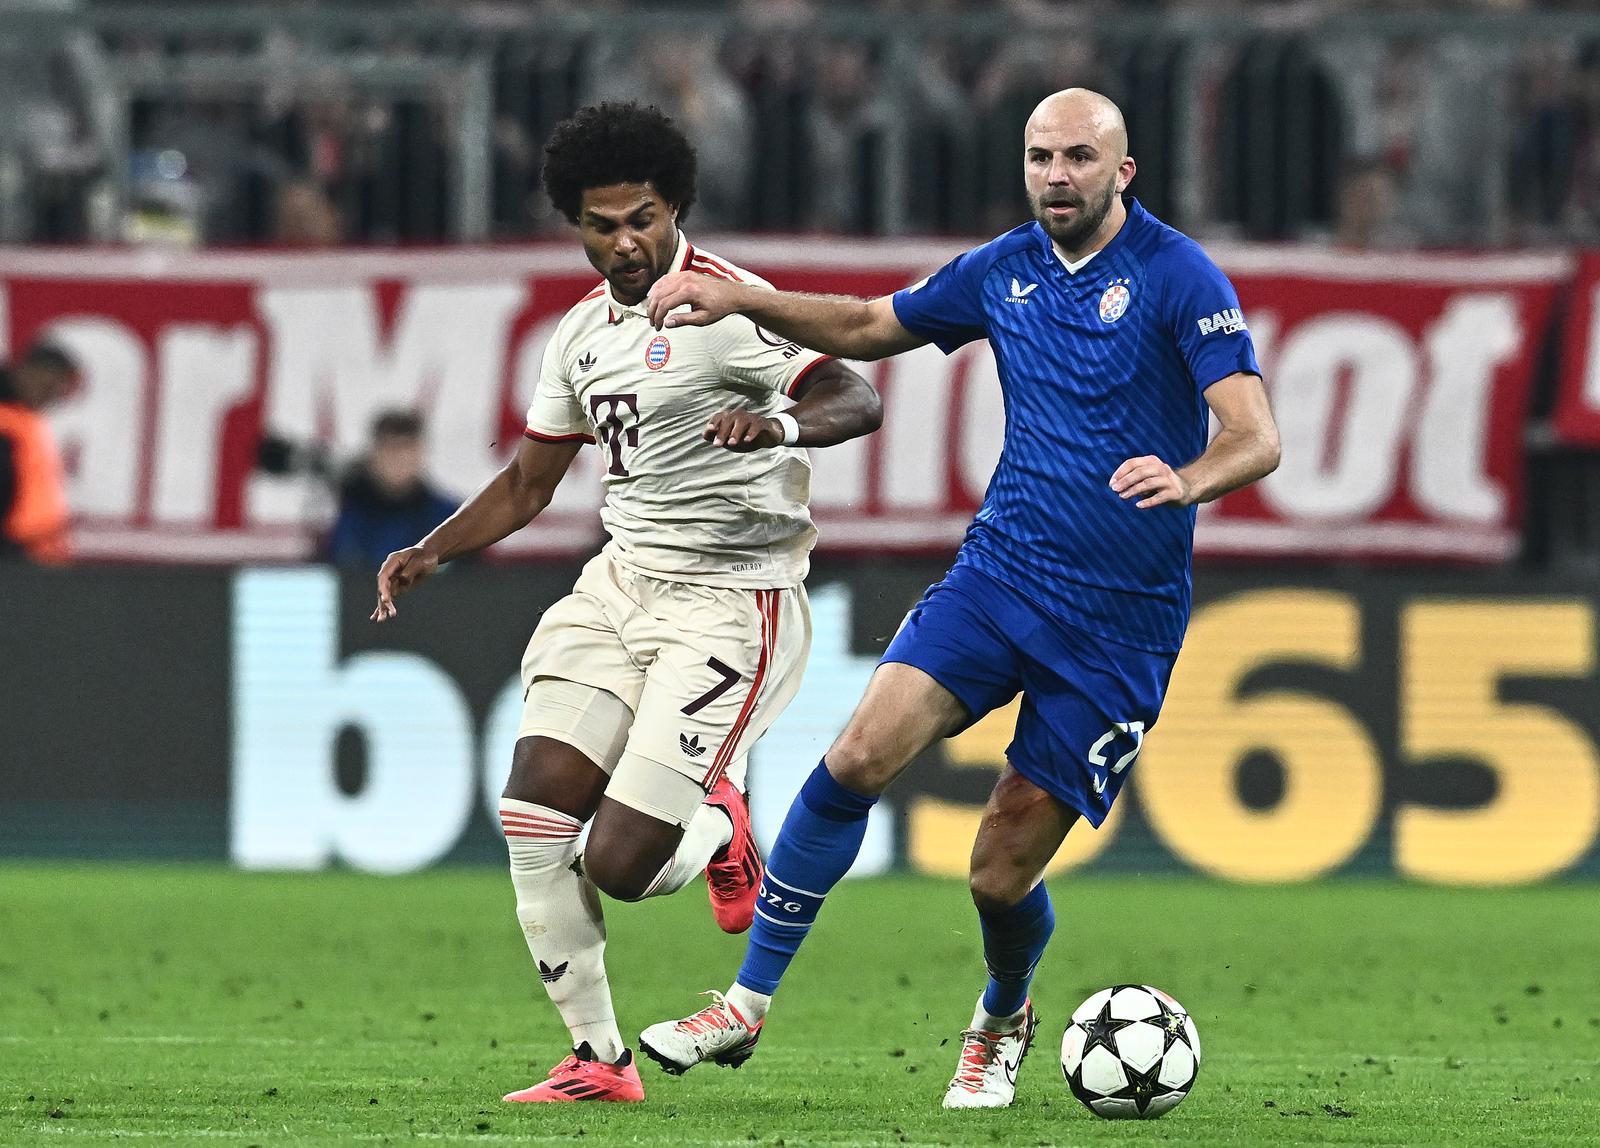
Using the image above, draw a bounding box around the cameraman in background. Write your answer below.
[326,410,458,569]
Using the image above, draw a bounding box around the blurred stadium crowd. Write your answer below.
[1,0,1597,248]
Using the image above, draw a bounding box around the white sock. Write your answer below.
[727,982,772,1026]
[972,996,1028,1033]
[640,802,734,899]
[501,798,625,1062]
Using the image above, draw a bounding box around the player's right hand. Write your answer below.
[371,546,439,622]
[704,407,784,451]
[646,271,741,330]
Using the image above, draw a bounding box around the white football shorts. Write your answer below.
[517,551,811,826]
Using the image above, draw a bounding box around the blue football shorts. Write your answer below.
[880,562,1178,827]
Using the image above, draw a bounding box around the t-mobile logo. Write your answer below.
[588,393,640,477]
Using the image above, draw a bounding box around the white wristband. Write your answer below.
[773,411,801,446]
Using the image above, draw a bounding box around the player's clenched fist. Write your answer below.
[704,407,783,451]
[647,270,745,330]
[1110,455,1193,509]
[371,545,440,621]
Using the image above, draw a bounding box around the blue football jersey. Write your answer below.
[892,199,1260,653]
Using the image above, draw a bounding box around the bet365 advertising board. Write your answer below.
[4,563,1599,884]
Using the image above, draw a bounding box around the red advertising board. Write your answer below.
[0,241,1569,563]
[1195,248,1567,561]
[1554,251,1600,448]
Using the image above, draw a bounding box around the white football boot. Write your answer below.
[942,998,1038,1109]
[639,990,763,1075]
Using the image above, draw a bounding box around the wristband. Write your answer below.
[773,411,801,446]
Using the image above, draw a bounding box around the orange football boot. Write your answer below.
[703,776,763,933]
[503,1044,645,1103]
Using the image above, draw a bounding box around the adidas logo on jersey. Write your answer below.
[679,733,706,758]
[577,352,597,372]
[1005,278,1039,304]
[538,960,569,984]
[1197,308,1247,336]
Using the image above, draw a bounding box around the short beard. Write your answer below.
[1033,180,1117,253]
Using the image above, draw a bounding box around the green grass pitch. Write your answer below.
[2,866,1598,1146]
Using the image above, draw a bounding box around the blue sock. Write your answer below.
[978,881,1055,1018]
[736,761,878,995]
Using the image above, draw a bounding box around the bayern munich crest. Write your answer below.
[645,334,672,370]
[1099,281,1132,323]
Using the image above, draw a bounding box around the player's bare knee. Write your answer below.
[591,868,653,903]
[502,736,607,818]
[823,731,898,795]
[581,850,657,903]
[584,799,684,901]
[968,862,1033,915]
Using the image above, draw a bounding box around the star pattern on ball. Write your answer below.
[1065,987,1200,1119]
[1112,1058,1167,1115]
[1154,995,1191,1052]
[1081,1000,1137,1059]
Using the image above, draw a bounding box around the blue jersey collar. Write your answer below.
[1034,196,1144,273]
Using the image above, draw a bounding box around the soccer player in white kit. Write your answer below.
[371,103,883,1103]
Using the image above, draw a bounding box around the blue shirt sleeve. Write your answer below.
[891,247,989,355]
[1158,240,1261,391]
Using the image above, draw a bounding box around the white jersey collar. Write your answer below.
[1052,242,1101,275]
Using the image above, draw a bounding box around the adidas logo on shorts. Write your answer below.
[679,733,706,758]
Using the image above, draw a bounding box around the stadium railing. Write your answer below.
[2,3,1598,246]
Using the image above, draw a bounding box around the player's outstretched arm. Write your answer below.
[704,361,883,452]
[647,272,923,362]
[1110,372,1280,509]
[371,436,583,621]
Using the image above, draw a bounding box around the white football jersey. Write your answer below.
[524,232,833,589]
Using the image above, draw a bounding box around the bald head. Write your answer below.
[1026,88,1128,160]
[1022,88,1135,258]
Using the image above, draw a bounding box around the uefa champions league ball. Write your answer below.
[1061,984,1201,1119]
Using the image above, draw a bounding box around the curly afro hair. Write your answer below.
[541,102,698,225]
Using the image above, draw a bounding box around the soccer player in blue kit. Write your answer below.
[638,88,1281,1107]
